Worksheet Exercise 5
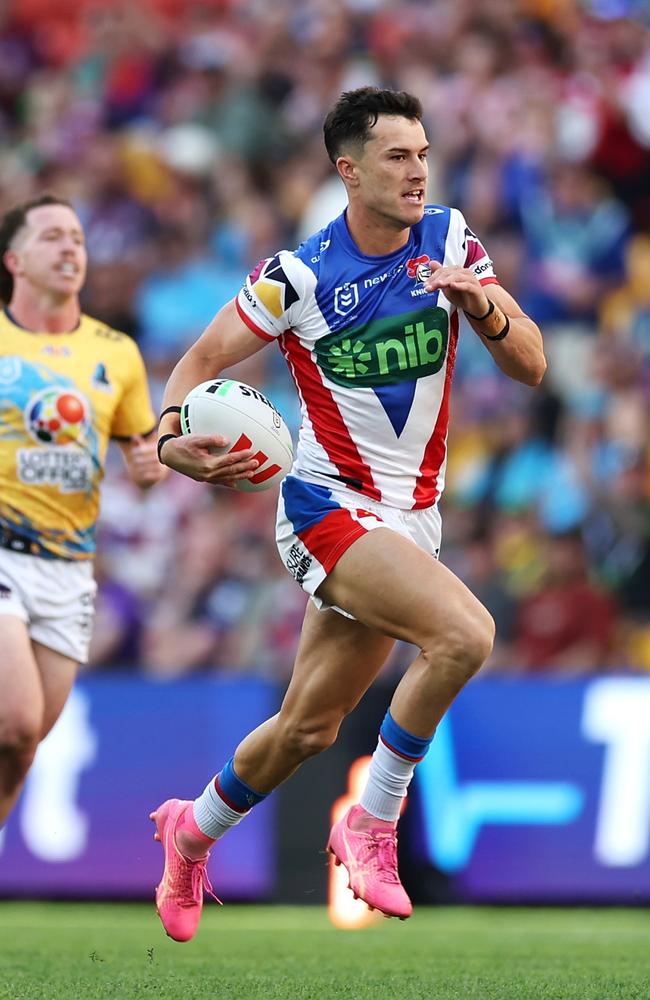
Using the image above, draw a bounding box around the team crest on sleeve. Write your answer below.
[248,254,299,319]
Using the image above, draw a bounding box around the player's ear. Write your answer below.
[2,249,21,278]
[336,155,359,188]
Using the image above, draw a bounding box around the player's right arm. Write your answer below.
[157,299,268,485]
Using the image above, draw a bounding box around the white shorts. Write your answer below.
[276,475,442,615]
[0,548,97,663]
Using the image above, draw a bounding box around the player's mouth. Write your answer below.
[55,262,79,276]
[403,189,424,204]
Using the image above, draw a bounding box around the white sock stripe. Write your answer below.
[193,777,248,841]
[359,738,418,823]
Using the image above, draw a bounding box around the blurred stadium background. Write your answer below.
[2,0,650,928]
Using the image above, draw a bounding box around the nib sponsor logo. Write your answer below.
[317,307,449,388]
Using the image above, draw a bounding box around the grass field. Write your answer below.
[1,903,649,1000]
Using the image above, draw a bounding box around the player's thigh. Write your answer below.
[0,615,45,741]
[279,600,395,726]
[317,527,493,653]
[32,641,79,739]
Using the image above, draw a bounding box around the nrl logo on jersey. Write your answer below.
[316,306,449,388]
[333,282,359,317]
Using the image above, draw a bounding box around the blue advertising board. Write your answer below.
[0,677,278,898]
[2,675,650,902]
[414,676,650,900]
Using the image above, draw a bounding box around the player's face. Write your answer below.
[9,204,87,299]
[352,116,429,229]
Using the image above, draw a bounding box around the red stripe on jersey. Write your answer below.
[479,277,499,287]
[297,507,369,573]
[235,297,277,342]
[279,332,381,501]
[411,311,459,510]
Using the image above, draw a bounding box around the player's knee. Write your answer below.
[423,602,495,683]
[0,714,41,782]
[449,604,495,677]
[278,717,340,761]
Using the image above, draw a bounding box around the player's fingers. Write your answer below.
[205,464,257,484]
[190,433,231,450]
[219,449,257,466]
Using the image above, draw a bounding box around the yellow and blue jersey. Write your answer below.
[0,309,156,560]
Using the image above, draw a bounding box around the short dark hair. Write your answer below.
[0,194,74,303]
[323,87,423,165]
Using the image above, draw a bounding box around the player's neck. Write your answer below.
[8,288,81,334]
[345,204,411,257]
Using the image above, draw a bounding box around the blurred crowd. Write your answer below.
[1,0,649,677]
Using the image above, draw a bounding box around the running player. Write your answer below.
[152,87,546,940]
[0,195,165,826]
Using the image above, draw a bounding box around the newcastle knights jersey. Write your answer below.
[235,205,498,510]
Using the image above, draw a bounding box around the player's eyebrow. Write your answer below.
[40,226,84,239]
[385,145,430,155]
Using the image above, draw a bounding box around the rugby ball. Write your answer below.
[180,379,293,492]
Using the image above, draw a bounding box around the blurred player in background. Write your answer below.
[152,87,546,941]
[0,195,165,827]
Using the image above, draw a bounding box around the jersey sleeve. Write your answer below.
[451,210,499,287]
[235,251,310,341]
[110,337,157,439]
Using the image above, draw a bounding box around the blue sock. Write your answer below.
[379,710,433,762]
[193,757,267,841]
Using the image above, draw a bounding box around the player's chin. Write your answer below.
[400,199,425,224]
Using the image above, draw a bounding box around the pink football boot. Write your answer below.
[150,798,220,942]
[327,804,412,919]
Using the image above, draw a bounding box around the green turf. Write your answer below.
[1,903,649,1000]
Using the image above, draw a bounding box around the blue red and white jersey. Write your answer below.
[235,205,498,510]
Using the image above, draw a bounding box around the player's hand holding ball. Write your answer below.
[161,379,293,491]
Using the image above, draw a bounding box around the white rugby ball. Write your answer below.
[180,378,293,492]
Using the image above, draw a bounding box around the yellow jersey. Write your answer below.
[0,309,156,560]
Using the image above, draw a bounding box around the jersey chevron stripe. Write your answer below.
[280,332,380,500]
[412,311,459,509]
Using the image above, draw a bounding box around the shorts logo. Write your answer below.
[316,306,449,388]
[25,387,90,445]
[286,542,312,585]
[334,282,359,317]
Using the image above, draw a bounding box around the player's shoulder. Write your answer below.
[293,220,336,274]
[417,203,465,231]
[79,314,140,354]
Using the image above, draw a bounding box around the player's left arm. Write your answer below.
[117,433,168,489]
[110,338,167,488]
[424,263,546,387]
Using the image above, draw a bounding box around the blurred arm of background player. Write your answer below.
[118,433,168,489]
[156,298,266,486]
